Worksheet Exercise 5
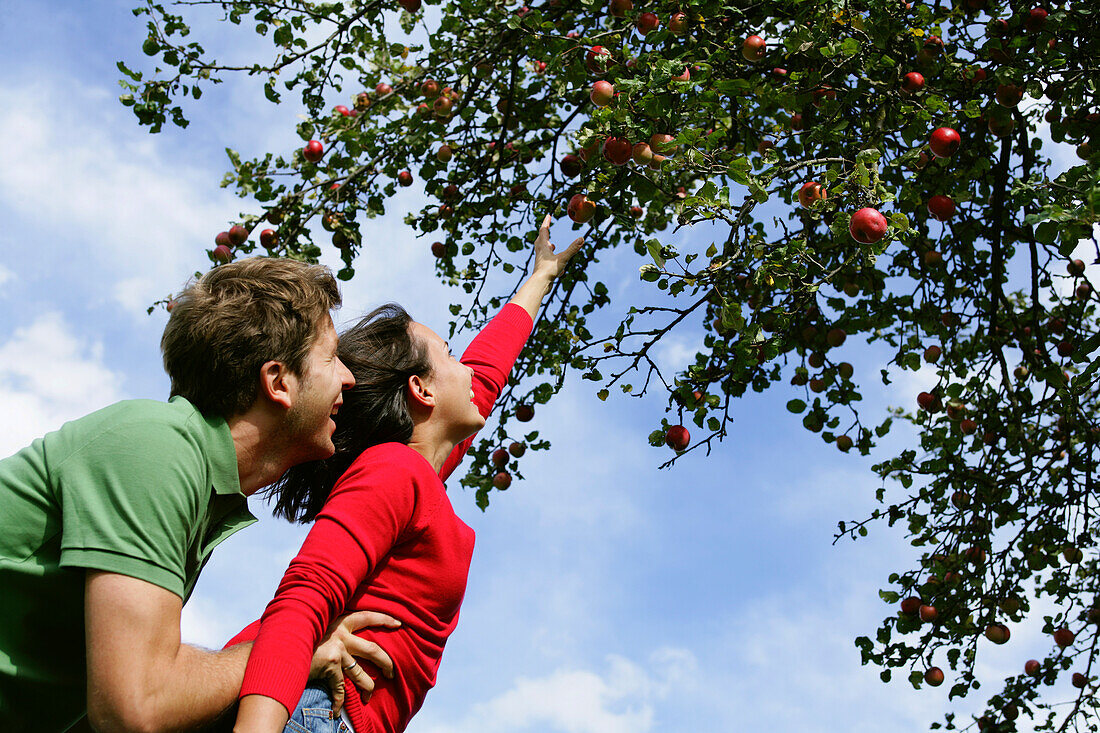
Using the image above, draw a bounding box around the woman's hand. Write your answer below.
[531,214,584,282]
[510,215,584,319]
[309,610,401,715]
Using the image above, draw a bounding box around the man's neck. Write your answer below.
[227,413,292,496]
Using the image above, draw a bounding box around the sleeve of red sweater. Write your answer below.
[439,302,534,482]
[238,445,439,713]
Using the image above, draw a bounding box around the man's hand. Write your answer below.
[309,610,400,715]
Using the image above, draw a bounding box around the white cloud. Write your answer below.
[0,312,125,455]
[0,263,12,291]
[414,649,696,733]
[0,79,243,320]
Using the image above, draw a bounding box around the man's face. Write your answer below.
[285,315,354,461]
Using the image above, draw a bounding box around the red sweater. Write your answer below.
[227,304,533,732]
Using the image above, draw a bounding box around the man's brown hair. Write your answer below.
[161,257,342,418]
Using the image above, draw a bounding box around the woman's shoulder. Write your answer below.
[341,442,440,486]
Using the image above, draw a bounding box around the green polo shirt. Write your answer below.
[0,396,257,732]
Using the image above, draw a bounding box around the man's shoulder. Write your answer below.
[56,397,216,447]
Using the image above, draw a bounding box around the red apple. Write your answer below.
[226,225,248,246]
[996,83,1023,107]
[812,87,836,107]
[960,418,977,434]
[671,66,690,82]
[420,79,439,98]
[354,92,371,111]
[259,228,278,249]
[929,127,961,158]
[590,80,614,106]
[586,46,613,75]
[431,241,446,258]
[923,35,944,55]
[826,328,847,348]
[493,471,512,490]
[1072,672,1088,689]
[509,441,526,457]
[560,154,583,177]
[849,207,888,244]
[433,96,454,118]
[398,0,421,11]
[212,244,233,263]
[1054,627,1075,648]
[965,66,988,83]
[927,195,956,221]
[1025,7,1048,31]
[668,12,687,34]
[515,404,534,422]
[925,667,944,686]
[797,181,826,208]
[334,104,352,117]
[375,82,393,96]
[919,604,938,622]
[649,133,677,154]
[985,623,1011,644]
[1025,659,1041,676]
[609,0,632,16]
[630,205,644,219]
[900,596,922,615]
[436,144,453,163]
[835,435,853,452]
[492,448,509,467]
[567,194,596,223]
[925,344,943,361]
[757,138,775,154]
[303,139,324,162]
[602,137,632,165]
[917,391,940,412]
[901,72,925,94]
[398,170,414,187]
[771,67,788,80]
[214,231,232,248]
[636,12,659,34]
[742,34,765,62]
[665,424,690,450]
[789,112,804,131]
[632,142,654,165]
[1067,259,1086,276]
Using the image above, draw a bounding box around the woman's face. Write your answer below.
[409,321,485,438]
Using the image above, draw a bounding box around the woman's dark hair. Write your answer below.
[265,303,432,523]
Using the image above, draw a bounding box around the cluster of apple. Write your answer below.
[489,440,527,490]
[903,579,1093,697]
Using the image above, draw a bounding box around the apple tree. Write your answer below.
[121,0,1099,728]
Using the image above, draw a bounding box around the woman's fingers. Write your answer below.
[335,610,401,632]
[344,635,395,680]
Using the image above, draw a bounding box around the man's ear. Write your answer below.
[407,373,435,411]
[258,360,295,410]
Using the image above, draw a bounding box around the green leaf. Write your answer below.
[787,398,807,413]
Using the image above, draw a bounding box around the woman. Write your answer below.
[228,216,583,733]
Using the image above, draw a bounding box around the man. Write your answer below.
[0,257,394,732]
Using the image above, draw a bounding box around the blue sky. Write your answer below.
[0,3,1093,731]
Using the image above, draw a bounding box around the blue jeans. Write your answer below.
[285,685,352,733]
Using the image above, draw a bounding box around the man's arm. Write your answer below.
[84,570,250,733]
[84,572,399,733]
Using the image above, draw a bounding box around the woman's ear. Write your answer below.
[407,373,435,411]
[258,360,295,409]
